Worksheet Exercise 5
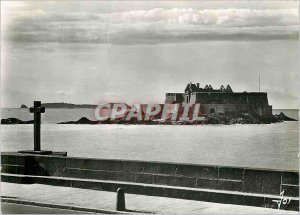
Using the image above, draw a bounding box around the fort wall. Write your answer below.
[200,104,237,114]
[194,92,272,116]
[165,93,184,104]
[165,83,273,117]
[165,92,272,117]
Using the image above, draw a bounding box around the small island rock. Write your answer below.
[1,118,33,124]
[274,112,297,121]
[58,117,99,124]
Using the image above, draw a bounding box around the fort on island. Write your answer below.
[2,82,296,125]
[165,82,273,117]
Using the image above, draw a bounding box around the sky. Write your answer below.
[1,1,299,108]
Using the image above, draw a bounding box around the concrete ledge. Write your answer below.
[2,173,299,211]
[1,198,127,214]
[18,150,53,155]
[1,165,25,175]
[2,152,299,198]
[196,178,243,192]
[244,169,281,195]
[283,172,299,185]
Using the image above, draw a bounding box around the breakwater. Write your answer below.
[1,152,299,211]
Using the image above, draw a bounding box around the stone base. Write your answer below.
[17,150,67,156]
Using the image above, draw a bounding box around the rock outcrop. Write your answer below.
[57,112,296,125]
[273,112,297,121]
[20,104,28,108]
[58,117,99,124]
[1,118,33,124]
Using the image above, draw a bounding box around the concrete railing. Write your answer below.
[1,152,298,198]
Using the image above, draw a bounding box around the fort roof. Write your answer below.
[185,82,233,93]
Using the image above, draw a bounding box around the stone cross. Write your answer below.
[29,101,45,151]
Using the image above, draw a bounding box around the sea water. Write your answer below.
[1,108,299,171]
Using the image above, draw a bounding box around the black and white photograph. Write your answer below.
[0,0,299,214]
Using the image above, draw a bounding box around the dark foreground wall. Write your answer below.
[1,152,299,211]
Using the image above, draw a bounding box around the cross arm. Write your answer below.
[30,107,45,113]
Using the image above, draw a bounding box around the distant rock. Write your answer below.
[58,117,99,124]
[1,118,33,124]
[21,103,84,109]
[35,102,98,108]
[274,112,297,121]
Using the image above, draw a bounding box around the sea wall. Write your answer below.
[2,152,298,196]
[1,152,299,210]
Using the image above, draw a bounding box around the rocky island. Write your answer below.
[56,111,296,125]
[2,83,297,125]
[20,104,28,108]
[58,81,298,125]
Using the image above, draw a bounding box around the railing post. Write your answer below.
[116,188,126,211]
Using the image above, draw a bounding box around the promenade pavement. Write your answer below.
[1,202,86,214]
[1,182,298,214]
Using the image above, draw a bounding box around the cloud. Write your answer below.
[2,8,299,44]
[1,1,29,10]
[110,8,298,27]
